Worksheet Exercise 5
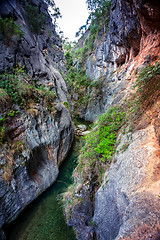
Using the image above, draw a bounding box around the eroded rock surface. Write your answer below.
[68,0,160,239]
[94,121,160,239]
[0,0,74,238]
[0,104,74,233]
[80,0,160,122]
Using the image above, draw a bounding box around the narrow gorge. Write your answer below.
[0,0,160,240]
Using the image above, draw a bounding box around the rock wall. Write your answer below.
[92,0,160,239]
[94,115,160,239]
[0,0,65,75]
[0,0,74,238]
[68,0,160,239]
[82,0,160,122]
[0,104,74,233]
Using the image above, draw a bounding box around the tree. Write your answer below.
[76,25,87,38]
[86,0,111,34]
[44,0,62,25]
[86,0,107,11]
[51,7,62,25]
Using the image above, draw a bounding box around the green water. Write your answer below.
[7,138,82,240]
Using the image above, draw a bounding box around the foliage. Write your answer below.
[74,1,111,71]
[25,3,46,34]
[63,44,105,109]
[133,61,160,108]
[0,17,23,44]
[88,0,111,33]
[75,107,125,183]
[0,66,57,111]
[76,0,111,38]
[64,51,73,71]
[0,126,5,145]
[0,88,10,104]
[63,107,125,220]
[45,0,62,23]
[51,6,62,24]
[0,67,32,105]
[63,101,69,109]
[87,0,108,11]
[64,48,92,100]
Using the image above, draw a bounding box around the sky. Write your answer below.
[54,0,89,41]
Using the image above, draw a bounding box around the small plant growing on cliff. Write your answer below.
[0,17,23,44]
[0,67,32,105]
[133,61,160,108]
[0,66,57,111]
[63,101,69,109]
[0,126,5,145]
[0,88,10,105]
[25,3,46,34]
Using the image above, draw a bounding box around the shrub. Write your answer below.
[25,3,46,34]
[0,67,32,105]
[63,101,69,109]
[64,51,73,70]
[0,17,23,44]
[134,61,160,108]
[75,107,125,184]
[0,88,10,104]
[0,66,57,110]
[0,126,5,145]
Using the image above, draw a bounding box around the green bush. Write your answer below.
[63,101,69,109]
[64,51,73,70]
[75,106,125,183]
[0,17,23,44]
[0,67,31,105]
[0,66,57,110]
[25,3,46,34]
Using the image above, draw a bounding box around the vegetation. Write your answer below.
[76,0,111,37]
[63,42,105,112]
[63,48,92,107]
[75,107,125,183]
[0,66,57,111]
[25,3,46,34]
[0,88,10,104]
[63,61,160,220]
[0,17,23,44]
[45,0,62,24]
[62,101,69,109]
[133,61,160,108]
[63,106,125,220]
[61,1,111,113]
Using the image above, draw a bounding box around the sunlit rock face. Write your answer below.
[0,0,74,238]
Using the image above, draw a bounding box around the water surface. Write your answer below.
[7,138,82,240]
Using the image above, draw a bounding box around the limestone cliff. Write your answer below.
[93,2,160,238]
[76,0,160,122]
[0,0,74,238]
[65,0,160,239]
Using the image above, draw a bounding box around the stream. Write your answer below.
[6,138,83,240]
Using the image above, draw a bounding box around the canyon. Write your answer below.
[0,0,160,239]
